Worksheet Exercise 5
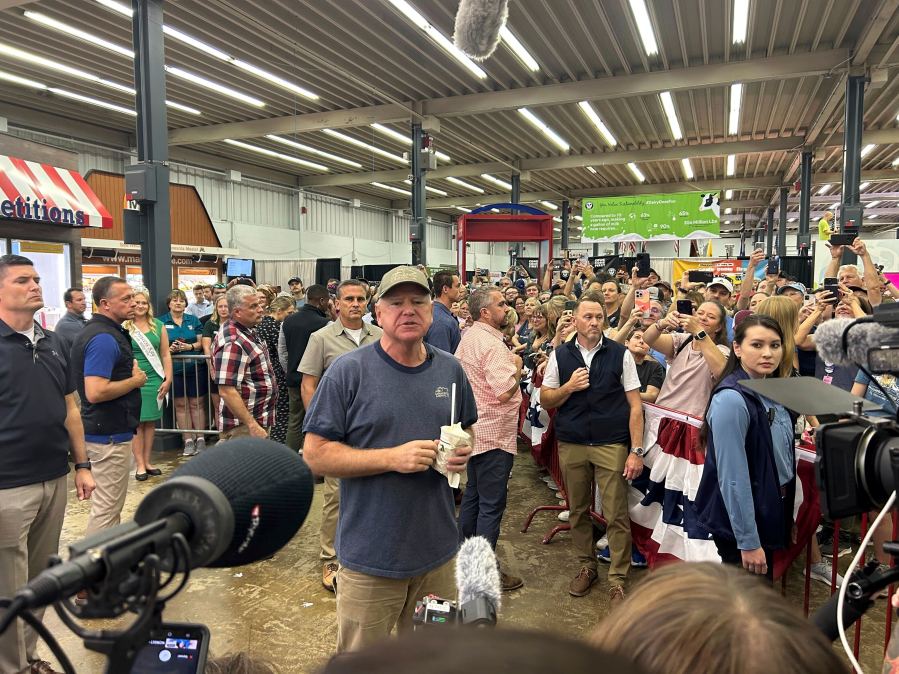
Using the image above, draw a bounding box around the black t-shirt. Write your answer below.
[0,321,73,489]
[634,357,665,393]
[607,307,622,328]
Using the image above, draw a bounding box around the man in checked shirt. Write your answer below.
[454,287,524,592]
[212,285,277,440]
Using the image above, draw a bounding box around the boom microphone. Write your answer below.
[455,536,501,625]
[12,439,313,611]
[453,0,509,60]
[814,317,899,368]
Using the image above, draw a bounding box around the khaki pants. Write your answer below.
[320,476,340,561]
[0,476,67,672]
[285,387,305,451]
[336,558,455,653]
[85,440,132,537]
[558,441,631,587]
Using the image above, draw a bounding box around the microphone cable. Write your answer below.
[0,597,76,674]
[837,491,896,673]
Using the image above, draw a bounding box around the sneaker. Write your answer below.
[809,560,843,588]
[555,491,563,499]
[595,536,609,550]
[195,437,206,453]
[500,571,524,592]
[182,440,196,457]
[557,510,569,522]
[568,567,598,597]
[597,546,611,563]
[874,562,892,599]
[540,475,552,483]
[322,562,339,592]
[608,585,626,607]
[631,548,648,568]
[546,480,559,491]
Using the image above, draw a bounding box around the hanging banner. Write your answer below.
[581,191,721,242]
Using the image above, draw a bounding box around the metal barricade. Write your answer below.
[155,354,220,437]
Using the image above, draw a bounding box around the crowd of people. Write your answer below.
[2,238,898,671]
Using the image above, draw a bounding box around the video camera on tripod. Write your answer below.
[0,440,314,674]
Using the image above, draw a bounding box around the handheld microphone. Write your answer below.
[12,439,313,611]
[814,318,899,368]
[453,0,509,60]
[455,536,500,626]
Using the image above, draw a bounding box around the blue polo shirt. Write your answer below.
[83,333,134,443]
[424,301,461,354]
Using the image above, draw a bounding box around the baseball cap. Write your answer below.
[709,277,734,294]
[777,281,807,296]
[654,279,672,290]
[287,276,302,285]
[378,265,431,297]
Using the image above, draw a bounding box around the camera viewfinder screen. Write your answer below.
[131,627,205,674]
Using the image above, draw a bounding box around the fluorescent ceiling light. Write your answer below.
[681,158,694,180]
[499,26,539,72]
[577,101,617,146]
[728,83,742,135]
[860,144,876,158]
[869,214,880,219]
[95,0,131,16]
[893,157,899,166]
[386,0,487,79]
[626,162,646,182]
[321,129,407,164]
[480,174,513,190]
[726,154,736,176]
[369,123,451,162]
[0,42,112,84]
[265,135,361,168]
[859,182,870,190]
[370,182,411,196]
[165,100,202,115]
[445,177,484,193]
[817,184,832,195]
[49,88,136,116]
[553,227,561,232]
[403,179,448,196]
[539,201,558,210]
[574,215,583,221]
[586,166,597,174]
[867,200,881,208]
[165,66,264,107]
[163,25,230,60]
[627,0,659,55]
[0,69,46,89]
[454,206,472,213]
[724,220,731,225]
[518,108,570,151]
[787,217,797,222]
[725,189,734,199]
[830,202,840,209]
[732,0,749,44]
[553,216,562,223]
[725,207,732,214]
[659,91,683,140]
[24,11,133,57]
[223,139,329,171]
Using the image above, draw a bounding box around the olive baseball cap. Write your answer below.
[378,265,431,297]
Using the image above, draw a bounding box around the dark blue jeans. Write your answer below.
[458,449,515,549]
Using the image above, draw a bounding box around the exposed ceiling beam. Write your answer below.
[814,169,899,184]
[853,0,899,64]
[169,50,850,146]
[298,161,509,188]
[169,147,300,187]
[424,50,850,117]
[169,104,411,146]
[0,101,132,149]
[420,191,566,210]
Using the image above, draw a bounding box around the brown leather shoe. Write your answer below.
[322,562,339,592]
[609,584,626,607]
[500,571,523,591]
[568,567,598,597]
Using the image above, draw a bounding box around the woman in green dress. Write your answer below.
[126,290,173,481]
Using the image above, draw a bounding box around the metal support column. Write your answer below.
[510,174,522,260]
[560,200,570,251]
[778,186,788,258]
[410,123,427,265]
[841,74,867,265]
[766,207,774,258]
[797,151,812,255]
[128,0,171,312]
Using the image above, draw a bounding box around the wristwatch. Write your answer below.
[694,330,707,341]
[630,447,646,457]
[74,461,92,471]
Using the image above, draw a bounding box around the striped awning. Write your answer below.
[0,155,112,228]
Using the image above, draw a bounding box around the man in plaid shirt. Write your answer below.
[455,287,523,592]
[213,285,277,440]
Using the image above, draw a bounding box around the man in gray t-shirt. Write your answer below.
[304,266,477,653]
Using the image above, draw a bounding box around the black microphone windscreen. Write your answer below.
[453,0,509,60]
[169,438,314,567]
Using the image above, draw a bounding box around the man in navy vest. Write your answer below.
[540,293,644,604]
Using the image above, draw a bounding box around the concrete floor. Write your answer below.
[39,444,888,672]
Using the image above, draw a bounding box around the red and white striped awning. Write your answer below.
[0,155,112,228]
